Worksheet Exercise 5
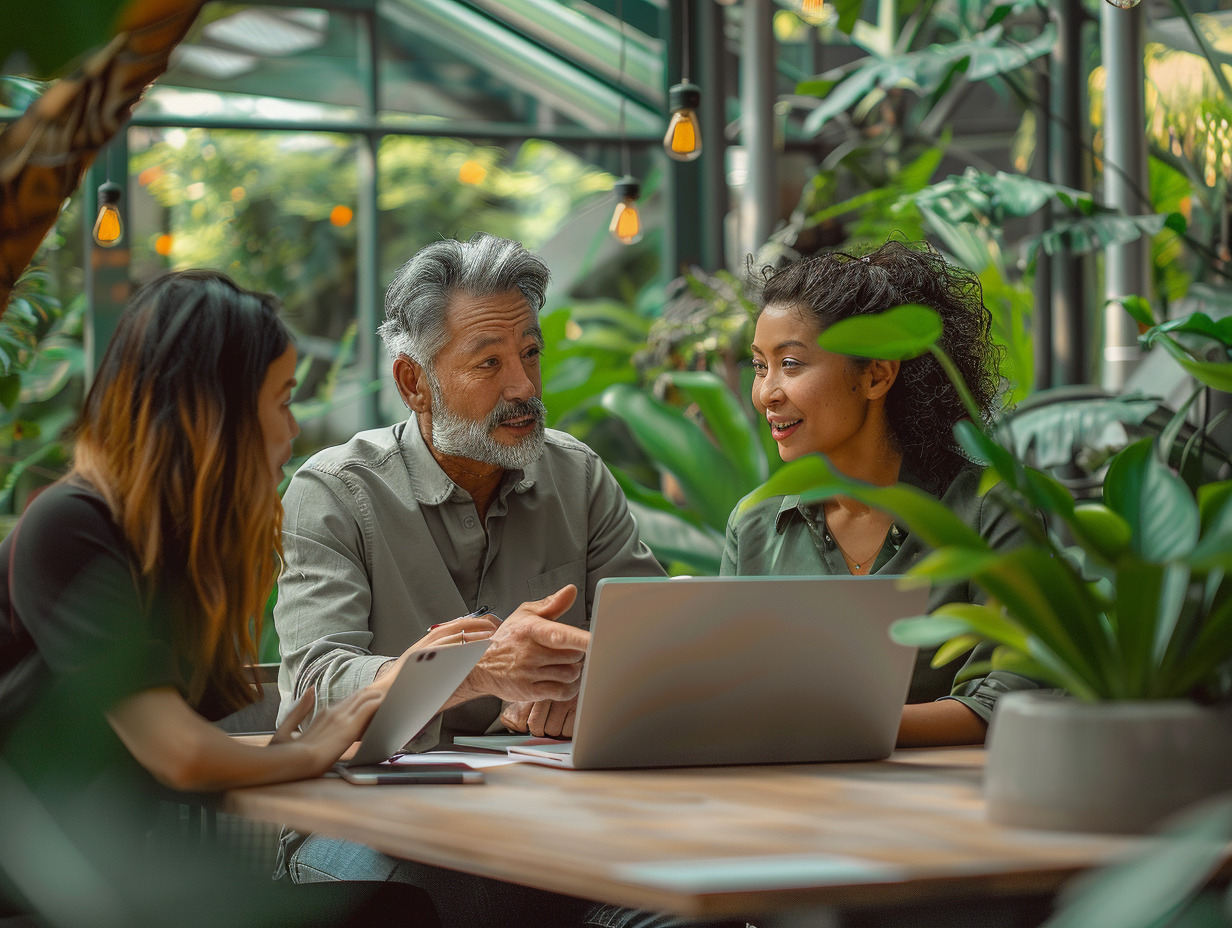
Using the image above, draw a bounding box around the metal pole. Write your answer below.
[1100,3,1151,392]
[1048,0,1089,387]
[739,0,776,261]
[1032,67,1054,392]
[358,8,382,428]
[697,0,727,271]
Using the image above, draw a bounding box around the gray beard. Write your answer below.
[427,376,547,470]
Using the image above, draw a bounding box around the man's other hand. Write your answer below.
[461,585,588,704]
[501,696,578,738]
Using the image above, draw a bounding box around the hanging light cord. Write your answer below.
[617,0,630,176]
[681,0,691,83]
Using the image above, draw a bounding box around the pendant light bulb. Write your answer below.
[93,181,123,247]
[798,0,826,21]
[663,82,702,162]
[609,176,643,246]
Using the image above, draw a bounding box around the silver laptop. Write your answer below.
[342,638,491,767]
[507,575,925,769]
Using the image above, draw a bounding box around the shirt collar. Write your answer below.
[398,413,538,506]
[770,464,927,537]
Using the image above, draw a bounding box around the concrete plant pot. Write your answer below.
[985,690,1232,834]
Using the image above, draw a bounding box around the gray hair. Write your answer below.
[378,233,551,368]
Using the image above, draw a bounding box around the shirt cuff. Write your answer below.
[940,670,1048,723]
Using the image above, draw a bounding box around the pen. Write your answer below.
[429,605,493,630]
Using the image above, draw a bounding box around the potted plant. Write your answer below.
[738,301,1232,834]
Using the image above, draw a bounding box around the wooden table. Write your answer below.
[223,747,1141,925]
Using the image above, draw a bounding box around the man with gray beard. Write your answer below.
[272,234,664,923]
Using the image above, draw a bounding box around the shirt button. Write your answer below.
[464,517,476,529]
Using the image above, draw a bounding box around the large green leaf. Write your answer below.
[1197,481,1232,542]
[972,547,1112,697]
[1111,558,1173,697]
[1029,211,1180,260]
[736,454,989,550]
[816,304,942,359]
[598,384,745,530]
[1143,311,1232,348]
[996,390,1161,472]
[888,613,972,647]
[800,24,1055,135]
[1043,795,1232,928]
[909,546,1003,582]
[0,0,129,79]
[1070,504,1133,562]
[1153,336,1232,393]
[623,499,724,576]
[663,370,767,486]
[891,601,1031,654]
[1104,438,1200,561]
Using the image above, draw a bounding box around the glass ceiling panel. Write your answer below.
[137,0,663,136]
[143,5,365,122]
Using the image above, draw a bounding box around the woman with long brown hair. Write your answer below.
[0,269,383,795]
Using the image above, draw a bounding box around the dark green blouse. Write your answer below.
[720,464,1041,721]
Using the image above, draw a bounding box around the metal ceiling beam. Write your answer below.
[381,0,661,134]
[468,0,662,104]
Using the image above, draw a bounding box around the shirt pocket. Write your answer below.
[525,558,587,627]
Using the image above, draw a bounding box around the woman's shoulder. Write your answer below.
[20,478,112,527]
[13,478,122,558]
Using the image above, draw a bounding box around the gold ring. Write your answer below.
[461,630,467,644]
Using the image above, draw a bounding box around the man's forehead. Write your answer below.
[444,289,539,343]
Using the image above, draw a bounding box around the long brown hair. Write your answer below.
[74,270,291,713]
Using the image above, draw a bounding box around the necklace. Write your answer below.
[830,529,888,574]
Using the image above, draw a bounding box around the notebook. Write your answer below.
[341,638,491,767]
[507,575,925,770]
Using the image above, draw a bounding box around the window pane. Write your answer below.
[129,127,359,348]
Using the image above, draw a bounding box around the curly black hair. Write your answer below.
[756,240,1006,496]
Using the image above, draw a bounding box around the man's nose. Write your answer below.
[502,360,537,402]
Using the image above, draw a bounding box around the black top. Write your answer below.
[0,480,228,799]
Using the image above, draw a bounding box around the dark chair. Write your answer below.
[217,662,281,735]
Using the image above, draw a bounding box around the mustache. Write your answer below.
[486,397,547,431]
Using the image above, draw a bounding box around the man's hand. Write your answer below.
[374,613,501,690]
[455,585,588,705]
[501,696,578,738]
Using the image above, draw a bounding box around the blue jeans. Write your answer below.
[287,834,589,928]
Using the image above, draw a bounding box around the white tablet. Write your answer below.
[343,638,491,767]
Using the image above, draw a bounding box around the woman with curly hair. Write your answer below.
[722,240,1039,747]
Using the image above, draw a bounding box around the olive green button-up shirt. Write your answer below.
[274,415,664,743]
[720,464,1039,720]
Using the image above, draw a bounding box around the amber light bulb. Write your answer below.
[609,176,643,245]
[799,0,825,20]
[663,82,702,162]
[93,182,123,247]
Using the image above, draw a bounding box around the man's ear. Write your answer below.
[393,355,431,413]
[865,358,900,401]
